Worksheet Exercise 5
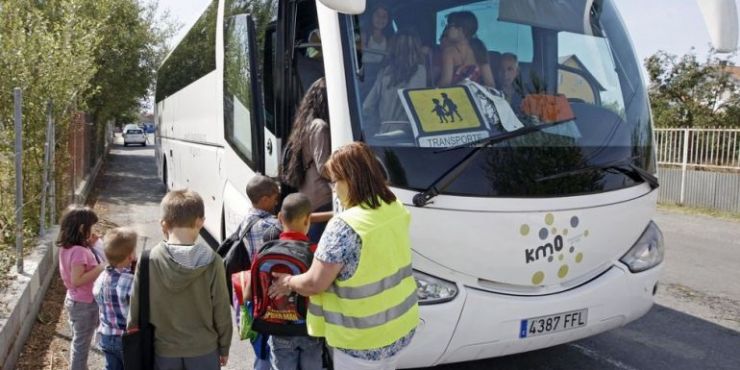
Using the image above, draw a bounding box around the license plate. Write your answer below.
[519,308,588,338]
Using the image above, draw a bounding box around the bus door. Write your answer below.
[277,0,325,149]
[224,12,265,173]
[262,22,280,177]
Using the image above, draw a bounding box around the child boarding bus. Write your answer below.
[155,0,737,367]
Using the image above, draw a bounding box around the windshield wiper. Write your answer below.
[536,157,659,189]
[413,119,574,207]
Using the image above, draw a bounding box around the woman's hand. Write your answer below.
[267,259,343,297]
[268,272,292,298]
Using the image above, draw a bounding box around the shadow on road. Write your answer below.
[418,304,740,369]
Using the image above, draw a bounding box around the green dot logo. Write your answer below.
[558,265,569,278]
[576,253,583,263]
[532,271,545,285]
[520,224,530,236]
[545,213,554,225]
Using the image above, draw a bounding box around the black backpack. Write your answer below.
[216,217,259,300]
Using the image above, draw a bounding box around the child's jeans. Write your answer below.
[332,348,404,370]
[99,334,124,370]
[65,297,99,370]
[268,335,324,370]
[154,350,220,370]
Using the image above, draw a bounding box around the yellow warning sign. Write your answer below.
[404,87,483,133]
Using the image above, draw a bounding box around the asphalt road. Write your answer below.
[79,138,740,370]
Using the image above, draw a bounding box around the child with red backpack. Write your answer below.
[245,193,323,370]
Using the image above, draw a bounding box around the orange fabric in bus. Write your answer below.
[521,94,575,123]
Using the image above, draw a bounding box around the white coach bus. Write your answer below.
[155,0,737,367]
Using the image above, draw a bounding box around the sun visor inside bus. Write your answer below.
[498,0,594,35]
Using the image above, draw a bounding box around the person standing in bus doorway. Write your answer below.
[280,77,333,244]
[270,142,419,370]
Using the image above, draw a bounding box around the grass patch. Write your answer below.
[658,202,740,222]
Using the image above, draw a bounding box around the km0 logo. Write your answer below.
[526,235,564,264]
[520,213,589,285]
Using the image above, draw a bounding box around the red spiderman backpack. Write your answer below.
[250,239,313,336]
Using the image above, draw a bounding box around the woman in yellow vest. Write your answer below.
[269,142,419,369]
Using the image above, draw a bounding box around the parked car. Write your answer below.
[123,126,147,146]
[142,122,155,133]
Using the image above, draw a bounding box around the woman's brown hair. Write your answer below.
[282,77,329,188]
[386,30,424,87]
[56,205,98,249]
[323,142,396,209]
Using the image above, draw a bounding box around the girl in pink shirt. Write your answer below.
[57,205,105,370]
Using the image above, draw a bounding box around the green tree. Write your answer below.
[81,0,178,157]
[0,0,102,247]
[0,0,177,273]
[646,49,740,128]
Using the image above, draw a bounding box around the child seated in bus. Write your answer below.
[362,30,427,136]
[245,193,323,370]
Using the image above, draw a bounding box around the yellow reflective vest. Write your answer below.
[306,199,419,350]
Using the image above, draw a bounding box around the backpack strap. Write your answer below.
[139,249,151,327]
[238,216,262,240]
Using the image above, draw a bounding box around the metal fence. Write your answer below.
[654,128,740,212]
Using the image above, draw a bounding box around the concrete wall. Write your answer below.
[0,227,60,370]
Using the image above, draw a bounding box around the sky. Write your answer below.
[156,0,737,70]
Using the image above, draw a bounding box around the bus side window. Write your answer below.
[263,23,277,134]
[224,13,259,167]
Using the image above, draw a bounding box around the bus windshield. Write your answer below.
[345,0,655,197]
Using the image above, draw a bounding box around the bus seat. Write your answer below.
[488,51,502,87]
[428,45,443,86]
[569,101,629,147]
[359,61,385,98]
[295,52,325,93]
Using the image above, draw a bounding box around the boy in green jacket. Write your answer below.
[128,189,232,369]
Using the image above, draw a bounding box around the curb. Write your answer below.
[75,154,106,204]
[0,226,60,370]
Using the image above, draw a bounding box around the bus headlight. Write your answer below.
[413,270,458,305]
[620,221,664,273]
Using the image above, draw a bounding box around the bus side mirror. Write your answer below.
[318,0,366,15]
[697,0,739,52]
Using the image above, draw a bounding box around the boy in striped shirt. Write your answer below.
[93,227,137,370]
